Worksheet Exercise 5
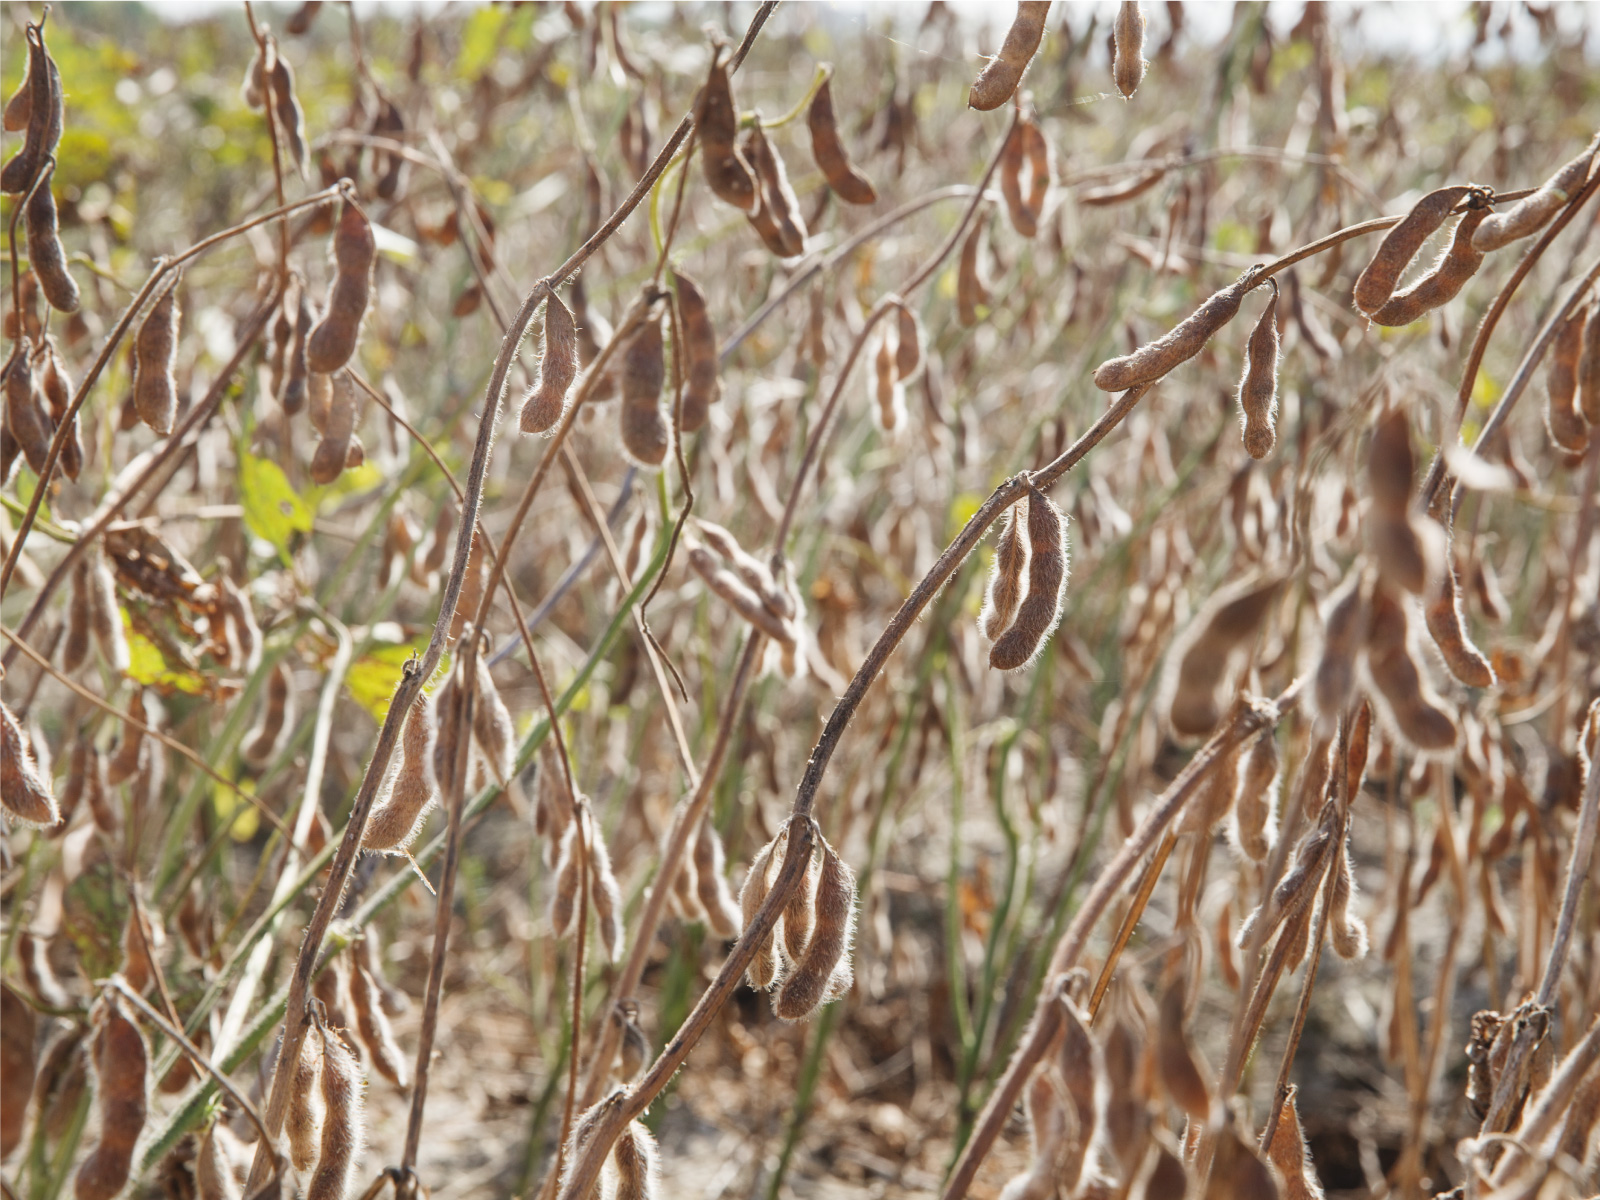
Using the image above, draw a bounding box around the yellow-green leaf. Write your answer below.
[125,617,205,695]
[346,641,448,724]
[239,451,312,563]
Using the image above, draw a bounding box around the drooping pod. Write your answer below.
[739,835,782,989]
[25,161,79,313]
[1231,731,1280,862]
[619,301,671,467]
[1313,572,1366,724]
[1155,982,1210,1120]
[1369,204,1490,326]
[3,26,43,131]
[780,839,819,965]
[74,996,148,1200]
[1236,279,1280,459]
[306,201,376,375]
[774,840,857,1020]
[612,1120,659,1200]
[807,74,876,205]
[4,349,52,474]
[241,36,272,109]
[694,47,757,213]
[364,696,437,853]
[1363,583,1458,752]
[470,652,516,782]
[981,498,1030,641]
[968,2,1051,111]
[1365,406,1442,596]
[349,950,407,1088]
[1077,166,1166,207]
[989,488,1068,672]
[687,545,794,645]
[520,290,579,435]
[870,323,905,434]
[268,51,309,178]
[1545,302,1590,452]
[40,342,82,482]
[957,218,992,328]
[1112,2,1148,98]
[894,303,923,383]
[585,808,626,961]
[2,698,58,828]
[1352,186,1472,315]
[280,285,312,415]
[1,984,36,1159]
[1266,1088,1327,1200]
[1166,570,1285,739]
[1473,132,1600,253]
[132,279,182,436]
[1580,300,1600,425]
[1092,270,1256,391]
[671,270,720,433]
[1424,560,1495,688]
[742,122,807,259]
[304,1027,364,1200]
[1,24,62,196]
[308,372,359,484]
[692,815,742,939]
[999,119,1033,238]
[1327,836,1368,959]
[371,98,408,200]
[195,1121,243,1200]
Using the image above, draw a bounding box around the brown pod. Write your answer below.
[688,546,795,645]
[470,653,515,781]
[672,270,720,433]
[1232,732,1280,862]
[365,696,438,853]
[781,841,819,963]
[306,202,376,375]
[1364,584,1457,751]
[1236,280,1280,459]
[84,745,117,835]
[195,1121,242,1200]
[1077,167,1166,207]
[2,29,41,131]
[87,548,130,675]
[5,351,53,474]
[990,488,1068,671]
[1327,837,1368,959]
[306,371,333,435]
[1155,983,1210,1120]
[520,291,579,434]
[1424,562,1494,688]
[981,499,1030,641]
[1314,574,1366,723]
[1092,271,1255,391]
[309,373,359,484]
[304,1028,364,1200]
[1266,1088,1327,1200]
[268,53,309,177]
[807,75,876,205]
[1545,303,1590,452]
[241,38,270,109]
[692,815,742,939]
[1352,186,1472,315]
[739,835,782,989]
[25,161,79,313]
[1,26,61,196]
[241,661,294,767]
[349,953,407,1088]
[894,304,923,382]
[694,49,757,213]
[40,347,81,481]
[1206,1116,1279,1200]
[1167,571,1284,739]
[372,99,407,200]
[586,811,625,961]
[613,1120,659,1200]
[1112,1,1148,98]
[549,824,581,938]
[619,303,671,467]
[2,698,58,828]
[286,1,323,35]
[1579,300,1600,426]
[1369,205,1489,326]
[281,287,313,415]
[1473,132,1600,253]
[74,996,148,1200]
[775,842,857,1020]
[871,325,903,434]
[1020,119,1051,226]
[999,120,1034,238]
[1,984,36,1158]
[957,218,992,327]
[968,1,1051,111]
[742,123,807,258]
[132,280,181,436]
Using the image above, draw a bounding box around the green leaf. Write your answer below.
[239,451,312,564]
[125,616,206,695]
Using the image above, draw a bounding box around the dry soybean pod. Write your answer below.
[25,160,79,313]
[612,1121,658,1200]
[957,215,992,328]
[1236,278,1280,459]
[1231,730,1280,862]
[980,496,1029,641]
[268,50,309,178]
[692,814,741,939]
[63,557,93,672]
[471,651,516,781]
[74,995,148,1200]
[742,121,807,258]
[1155,982,1209,1120]
[1473,131,1600,253]
[196,1121,242,1200]
[774,840,857,1020]
[349,952,407,1088]
[1093,268,1257,391]
[739,834,782,989]
[5,350,52,475]
[1545,302,1590,452]
[308,372,358,484]
[306,199,375,375]
[1352,185,1472,316]
[2,697,58,828]
[2,26,42,132]
[1369,203,1490,327]
[41,342,82,481]
[1,984,36,1159]
[969,1,1051,112]
[1167,570,1284,738]
[807,73,876,205]
[88,546,130,674]
[1020,118,1051,228]
[999,118,1033,238]
[304,1026,363,1200]
[688,546,794,645]
[1424,560,1495,688]
[1,24,61,196]
[520,290,579,435]
[241,36,271,110]
[1363,583,1457,751]
[1266,1088,1325,1200]
[1327,835,1368,959]
[989,487,1068,672]
[132,278,182,436]
[1113,1,1148,99]
[586,809,626,961]
[364,695,437,853]
[281,285,312,415]
[671,269,720,434]
[780,837,820,964]
[619,300,671,467]
[694,47,757,213]
[871,324,904,433]
[1077,167,1165,207]
[1579,300,1600,425]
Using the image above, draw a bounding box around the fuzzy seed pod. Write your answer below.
[982,498,1030,642]
[132,280,181,436]
[1231,732,1280,861]
[364,696,438,853]
[1142,1139,1190,1198]
[74,996,147,1200]
[1000,120,1034,238]
[695,520,777,608]
[1205,1116,1279,1200]
[1364,584,1457,751]
[40,344,82,480]
[471,654,516,782]
[2,699,58,828]
[1327,837,1368,959]
[894,304,923,382]
[1424,562,1494,688]
[1,984,36,1158]
[808,76,876,205]
[781,841,819,964]
[1266,1088,1327,1200]
[1237,280,1280,459]
[688,546,795,645]
[1113,2,1148,98]
[742,123,807,258]
[64,558,94,673]
[990,488,1068,671]
[1167,571,1284,739]
[957,218,992,328]
[740,836,782,989]
[26,162,79,313]
[87,549,129,675]
[694,49,757,213]
[304,1029,364,1200]
[350,953,407,1088]
[241,38,271,109]
[1369,205,1489,326]
[619,303,671,467]
[268,53,309,177]
[1473,133,1600,253]
[1155,983,1210,1120]
[611,1120,658,1200]
[615,1006,650,1083]
[871,324,905,434]
[1353,186,1472,315]
[586,811,626,961]
[1077,167,1166,207]
[692,815,742,939]
[1093,271,1255,391]
[5,350,52,474]
[1546,303,1591,453]
[549,824,580,939]
[1179,735,1244,836]
[1,27,61,196]
[774,842,856,1020]
[998,1070,1070,1200]
[3,32,40,131]
[520,292,579,435]
[1365,408,1442,595]
[969,2,1050,111]
[121,904,160,995]
[306,202,375,375]
[196,1121,242,1200]
[281,287,312,415]
[309,372,359,484]
[431,671,464,801]
[241,662,294,768]
[672,270,720,433]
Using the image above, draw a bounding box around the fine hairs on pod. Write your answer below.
[988,487,1068,672]
[774,838,857,1021]
[739,833,783,989]
[519,289,578,435]
[694,46,756,212]
[1094,269,1256,391]
[1353,186,1472,315]
[1473,131,1600,253]
[619,298,671,467]
[1113,2,1148,98]
[303,1026,364,1200]
[807,72,876,205]
[363,694,438,853]
[968,2,1050,111]
[306,200,376,376]
[1237,278,1280,459]
[132,278,182,436]
[672,269,720,433]
[74,995,148,1200]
